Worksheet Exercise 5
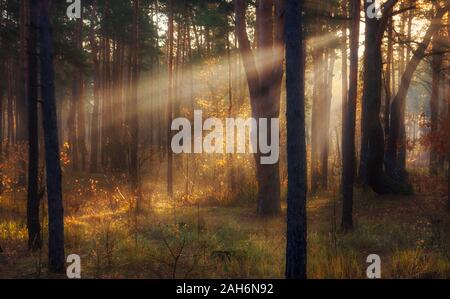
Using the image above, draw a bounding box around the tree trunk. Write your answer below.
[384,18,393,141]
[130,0,141,210]
[39,0,65,273]
[17,0,28,144]
[341,0,360,231]
[17,0,29,186]
[235,0,283,215]
[386,7,446,182]
[321,50,335,190]
[341,0,348,153]
[447,15,450,212]
[285,0,307,279]
[429,25,444,176]
[27,0,41,252]
[360,6,385,193]
[359,0,400,194]
[0,61,3,192]
[167,0,174,197]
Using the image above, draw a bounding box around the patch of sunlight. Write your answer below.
[0,221,27,241]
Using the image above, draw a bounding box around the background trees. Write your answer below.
[0,0,448,278]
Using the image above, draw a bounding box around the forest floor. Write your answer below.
[0,176,449,279]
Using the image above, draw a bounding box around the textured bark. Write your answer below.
[341,0,360,231]
[235,0,284,215]
[39,0,65,273]
[359,0,399,193]
[285,0,307,279]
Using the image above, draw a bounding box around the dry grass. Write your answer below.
[0,173,449,279]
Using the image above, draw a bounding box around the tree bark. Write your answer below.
[285,0,307,279]
[235,0,284,215]
[39,0,65,273]
[359,0,399,193]
[341,0,360,231]
[360,4,385,193]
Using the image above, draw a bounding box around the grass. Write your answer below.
[0,175,449,279]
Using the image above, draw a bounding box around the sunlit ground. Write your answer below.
[0,167,449,279]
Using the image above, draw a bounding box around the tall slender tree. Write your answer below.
[341,0,361,231]
[27,0,41,251]
[39,0,65,273]
[285,0,307,279]
[167,0,174,197]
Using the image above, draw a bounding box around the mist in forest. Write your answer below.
[0,0,449,280]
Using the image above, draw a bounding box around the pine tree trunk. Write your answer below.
[360,3,387,194]
[285,0,307,279]
[39,0,65,273]
[27,0,41,252]
[235,0,283,215]
[341,0,360,231]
